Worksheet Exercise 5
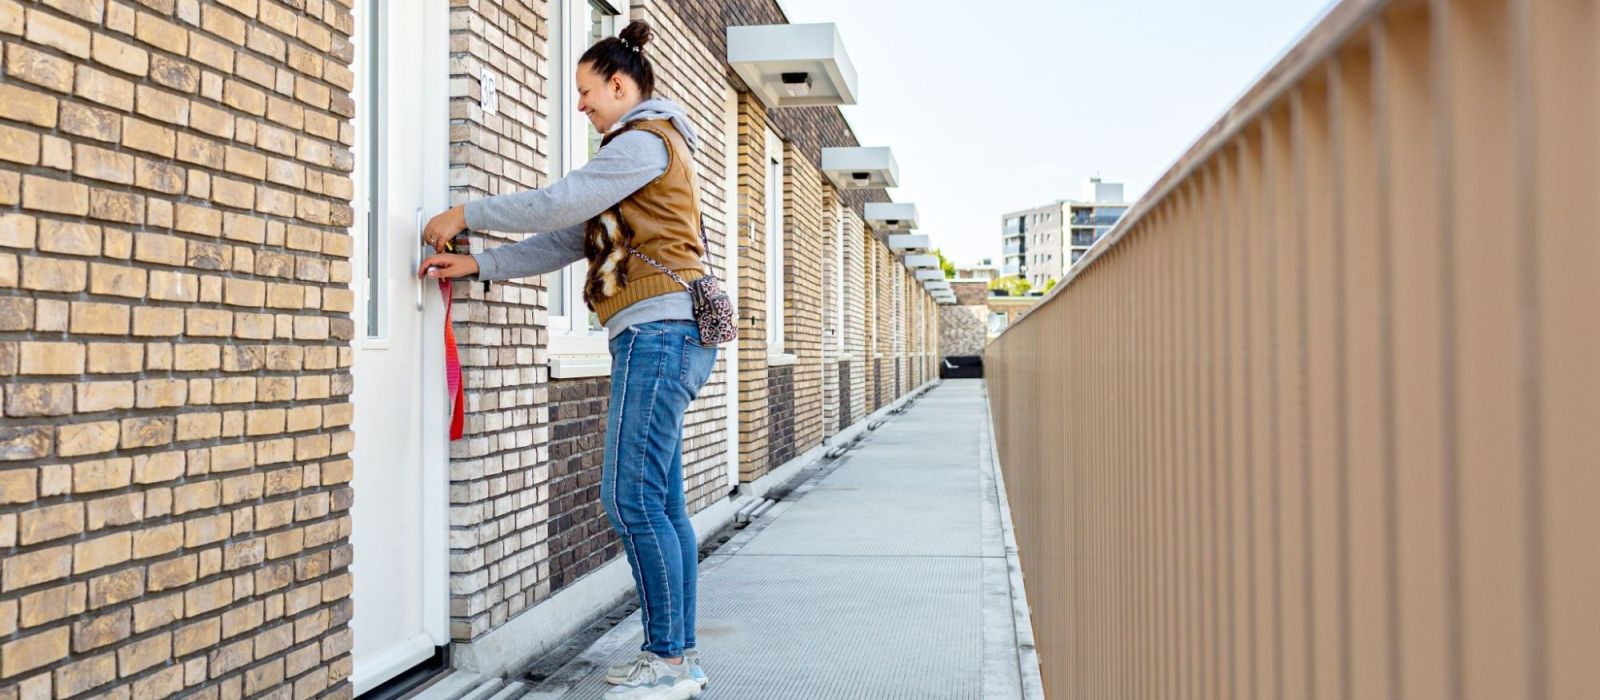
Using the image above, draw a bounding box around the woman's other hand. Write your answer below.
[417,253,479,280]
[422,205,468,252]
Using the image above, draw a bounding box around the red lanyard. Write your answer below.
[441,279,465,441]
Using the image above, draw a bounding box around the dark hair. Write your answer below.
[580,20,656,99]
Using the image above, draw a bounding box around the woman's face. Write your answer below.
[577,64,640,134]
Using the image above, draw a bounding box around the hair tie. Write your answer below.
[619,37,639,52]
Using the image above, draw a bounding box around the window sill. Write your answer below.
[550,354,611,379]
[549,331,611,379]
[549,331,608,356]
[767,353,797,367]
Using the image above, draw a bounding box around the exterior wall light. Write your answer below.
[781,72,813,97]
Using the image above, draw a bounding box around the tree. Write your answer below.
[988,275,1031,297]
[933,248,956,279]
[1043,278,1058,293]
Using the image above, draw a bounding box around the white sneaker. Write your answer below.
[605,653,656,685]
[606,651,707,689]
[683,649,708,689]
[602,655,701,699]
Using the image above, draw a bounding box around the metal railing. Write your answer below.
[985,0,1598,698]
[1072,214,1125,226]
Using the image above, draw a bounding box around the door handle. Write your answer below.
[415,208,425,310]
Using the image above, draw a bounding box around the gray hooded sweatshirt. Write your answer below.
[464,98,699,338]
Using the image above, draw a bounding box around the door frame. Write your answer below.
[722,85,741,493]
[349,0,451,693]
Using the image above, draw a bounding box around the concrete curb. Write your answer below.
[982,384,1046,699]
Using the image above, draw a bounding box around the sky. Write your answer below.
[780,0,1339,266]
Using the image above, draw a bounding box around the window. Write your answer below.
[835,214,846,352]
[765,129,785,354]
[988,312,1007,336]
[547,0,620,338]
[361,3,385,339]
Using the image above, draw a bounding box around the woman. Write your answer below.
[418,21,714,700]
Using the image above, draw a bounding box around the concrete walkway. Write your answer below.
[519,379,1039,700]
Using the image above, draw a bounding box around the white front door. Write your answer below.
[349,0,450,694]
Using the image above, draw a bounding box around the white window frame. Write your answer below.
[354,0,389,349]
[547,0,623,369]
[765,129,789,359]
[834,212,846,352]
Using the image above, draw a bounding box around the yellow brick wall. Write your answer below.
[0,0,359,696]
[860,223,877,409]
[896,255,910,396]
[734,91,770,480]
[873,236,893,408]
[819,184,839,436]
[782,144,823,454]
[844,210,867,422]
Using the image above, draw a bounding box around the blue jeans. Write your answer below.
[601,320,719,658]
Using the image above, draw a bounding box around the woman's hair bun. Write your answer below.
[580,19,657,98]
[619,20,654,50]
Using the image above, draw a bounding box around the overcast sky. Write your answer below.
[780,0,1338,266]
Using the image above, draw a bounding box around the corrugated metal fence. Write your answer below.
[985,0,1598,697]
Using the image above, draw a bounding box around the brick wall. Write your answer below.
[896,271,905,396]
[873,239,892,408]
[445,0,554,642]
[733,91,769,481]
[952,280,987,306]
[859,224,876,412]
[844,210,866,424]
[942,306,987,358]
[543,378,617,593]
[819,184,837,438]
[0,0,359,697]
[915,281,928,385]
[836,360,850,431]
[763,364,794,467]
[781,144,822,456]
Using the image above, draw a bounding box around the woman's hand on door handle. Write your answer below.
[417,253,479,280]
[422,205,468,252]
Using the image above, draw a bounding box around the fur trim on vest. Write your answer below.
[583,208,634,306]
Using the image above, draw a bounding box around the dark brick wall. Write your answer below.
[546,378,621,592]
[953,281,989,306]
[838,361,852,431]
[767,365,797,466]
[874,357,884,411]
[670,0,890,216]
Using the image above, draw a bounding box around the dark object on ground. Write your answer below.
[941,355,983,379]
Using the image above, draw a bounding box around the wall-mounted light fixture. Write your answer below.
[822,148,898,190]
[780,72,813,98]
[728,24,858,108]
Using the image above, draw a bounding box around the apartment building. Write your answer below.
[1064,177,1129,267]
[999,178,1130,289]
[998,202,1059,284]
[0,1,948,697]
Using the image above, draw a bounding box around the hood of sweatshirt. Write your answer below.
[612,97,700,153]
